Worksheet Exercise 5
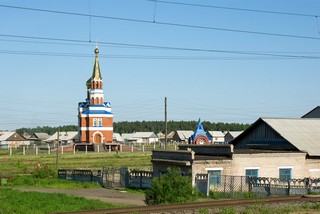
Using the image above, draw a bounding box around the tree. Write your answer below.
[145,167,196,205]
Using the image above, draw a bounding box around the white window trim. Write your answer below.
[309,169,320,172]
[206,167,223,171]
[244,167,260,170]
[278,166,293,169]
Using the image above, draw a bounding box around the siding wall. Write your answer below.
[234,122,296,150]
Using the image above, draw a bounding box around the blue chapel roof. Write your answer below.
[82,110,113,115]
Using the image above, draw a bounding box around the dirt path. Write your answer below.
[16,187,146,206]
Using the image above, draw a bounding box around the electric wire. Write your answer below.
[0,35,319,59]
[0,4,320,40]
[145,0,319,18]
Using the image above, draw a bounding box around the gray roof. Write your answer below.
[262,118,320,156]
[113,133,124,142]
[30,132,50,140]
[225,131,243,138]
[176,130,194,141]
[0,131,15,141]
[208,131,225,138]
[45,131,78,142]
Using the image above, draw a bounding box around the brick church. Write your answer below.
[78,47,113,144]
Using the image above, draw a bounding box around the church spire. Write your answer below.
[92,47,102,81]
[86,47,103,89]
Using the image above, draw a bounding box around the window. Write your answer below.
[279,168,292,181]
[98,118,102,127]
[208,170,221,187]
[93,118,97,127]
[245,169,258,183]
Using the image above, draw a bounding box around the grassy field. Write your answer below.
[0,188,122,214]
[0,150,152,175]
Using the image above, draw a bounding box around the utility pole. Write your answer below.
[55,127,60,168]
[165,97,167,150]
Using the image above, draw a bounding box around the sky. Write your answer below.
[0,0,320,131]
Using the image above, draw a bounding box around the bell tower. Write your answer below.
[78,47,113,144]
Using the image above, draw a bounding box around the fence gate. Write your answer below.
[102,167,123,188]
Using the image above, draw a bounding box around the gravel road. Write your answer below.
[16,187,146,206]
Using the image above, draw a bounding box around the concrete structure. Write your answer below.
[152,117,320,188]
[78,48,113,144]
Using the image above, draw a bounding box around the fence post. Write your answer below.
[131,145,133,152]
[85,145,87,154]
[36,146,38,155]
[9,147,12,156]
[48,145,51,154]
[288,180,291,195]
[23,146,25,155]
[73,146,76,154]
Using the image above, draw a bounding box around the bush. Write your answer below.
[145,167,196,205]
[32,162,56,179]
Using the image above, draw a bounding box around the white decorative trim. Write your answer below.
[80,127,113,131]
[309,169,320,172]
[278,166,293,169]
[205,167,223,171]
[80,114,113,117]
[244,167,260,170]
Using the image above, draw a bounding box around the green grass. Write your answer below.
[6,176,101,189]
[0,151,152,175]
[0,188,121,214]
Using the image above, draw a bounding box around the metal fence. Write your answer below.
[58,169,102,184]
[58,167,153,189]
[195,174,250,197]
[249,177,320,196]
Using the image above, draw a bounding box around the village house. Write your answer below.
[224,131,243,143]
[172,130,194,143]
[29,132,50,145]
[45,131,78,145]
[151,117,320,188]
[207,131,225,144]
[122,132,158,144]
[0,131,30,149]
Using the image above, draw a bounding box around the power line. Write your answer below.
[0,34,319,59]
[145,0,319,18]
[0,4,320,41]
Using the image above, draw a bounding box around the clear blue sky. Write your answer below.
[0,0,319,130]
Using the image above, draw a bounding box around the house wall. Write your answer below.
[192,152,310,179]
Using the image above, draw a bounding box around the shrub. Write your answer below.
[32,162,56,179]
[145,167,196,205]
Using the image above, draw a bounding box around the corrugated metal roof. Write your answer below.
[226,131,243,138]
[0,132,15,141]
[176,130,194,140]
[208,131,224,137]
[132,132,157,138]
[46,131,78,142]
[113,133,124,142]
[262,118,320,156]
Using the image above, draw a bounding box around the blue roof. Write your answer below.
[189,118,211,143]
[82,110,112,115]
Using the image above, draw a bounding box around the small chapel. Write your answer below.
[77,47,113,144]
